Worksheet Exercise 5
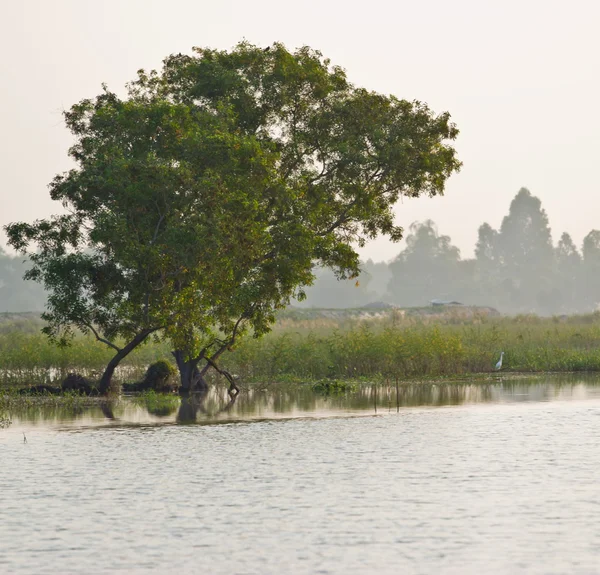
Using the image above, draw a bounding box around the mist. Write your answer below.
[296,187,599,315]
[2,187,595,316]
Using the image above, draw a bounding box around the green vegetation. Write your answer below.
[3,311,600,389]
[0,316,170,387]
[223,311,600,381]
[132,391,180,416]
[0,388,100,411]
[311,379,357,395]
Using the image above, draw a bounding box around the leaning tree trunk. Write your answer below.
[98,329,155,395]
[172,350,209,396]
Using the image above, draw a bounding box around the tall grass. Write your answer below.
[4,310,600,386]
[0,328,170,386]
[222,312,600,381]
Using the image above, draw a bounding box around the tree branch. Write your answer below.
[83,322,121,353]
[149,213,165,245]
[199,313,248,377]
[204,355,240,398]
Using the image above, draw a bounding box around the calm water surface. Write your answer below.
[2,376,600,574]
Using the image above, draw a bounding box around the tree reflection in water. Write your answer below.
[3,375,599,427]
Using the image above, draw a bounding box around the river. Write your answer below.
[2,375,600,574]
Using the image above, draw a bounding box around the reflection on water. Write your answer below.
[4,374,600,574]
[3,373,600,429]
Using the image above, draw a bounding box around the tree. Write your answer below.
[555,232,581,312]
[5,42,461,394]
[581,230,600,309]
[472,222,505,309]
[6,91,279,392]
[386,220,462,306]
[475,223,499,272]
[496,188,555,312]
[361,259,392,300]
[0,249,46,312]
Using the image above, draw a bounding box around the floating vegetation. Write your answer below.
[311,379,357,395]
[131,391,180,416]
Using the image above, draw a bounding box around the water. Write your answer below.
[2,376,600,574]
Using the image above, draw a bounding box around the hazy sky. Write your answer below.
[1,0,598,261]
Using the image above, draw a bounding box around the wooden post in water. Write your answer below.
[396,376,400,413]
[373,384,377,413]
[386,378,390,412]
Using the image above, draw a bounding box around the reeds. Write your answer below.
[221,312,600,381]
[3,311,600,386]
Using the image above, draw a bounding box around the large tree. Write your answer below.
[5,42,461,394]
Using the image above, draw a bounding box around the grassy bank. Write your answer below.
[224,311,600,381]
[3,309,600,386]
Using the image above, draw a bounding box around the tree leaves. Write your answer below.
[4,41,460,376]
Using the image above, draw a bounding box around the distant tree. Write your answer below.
[582,230,600,264]
[581,230,600,309]
[555,232,582,312]
[361,259,392,300]
[296,259,392,308]
[386,220,462,306]
[475,223,500,271]
[299,188,597,316]
[489,188,555,313]
[472,222,505,308]
[0,249,46,312]
[5,42,461,394]
[498,188,554,270]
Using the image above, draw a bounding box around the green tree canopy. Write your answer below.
[5,42,461,393]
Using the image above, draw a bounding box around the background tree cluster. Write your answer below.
[298,188,600,315]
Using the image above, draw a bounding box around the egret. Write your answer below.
[495,352,504,371]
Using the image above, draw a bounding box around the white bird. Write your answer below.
[495,352,504,371]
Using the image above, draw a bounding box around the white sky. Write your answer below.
[1,0,598,261]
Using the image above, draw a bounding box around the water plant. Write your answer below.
[132,391,180,417]
[311,379,357,395]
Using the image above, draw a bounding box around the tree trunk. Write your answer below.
[98,329,155,395]
[172,350,208,395]
[176,389,208,423]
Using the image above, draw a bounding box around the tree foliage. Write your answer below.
[5,42,461,392]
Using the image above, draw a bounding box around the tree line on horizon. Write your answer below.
[2,187,596,317]
[296,188,600,315]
